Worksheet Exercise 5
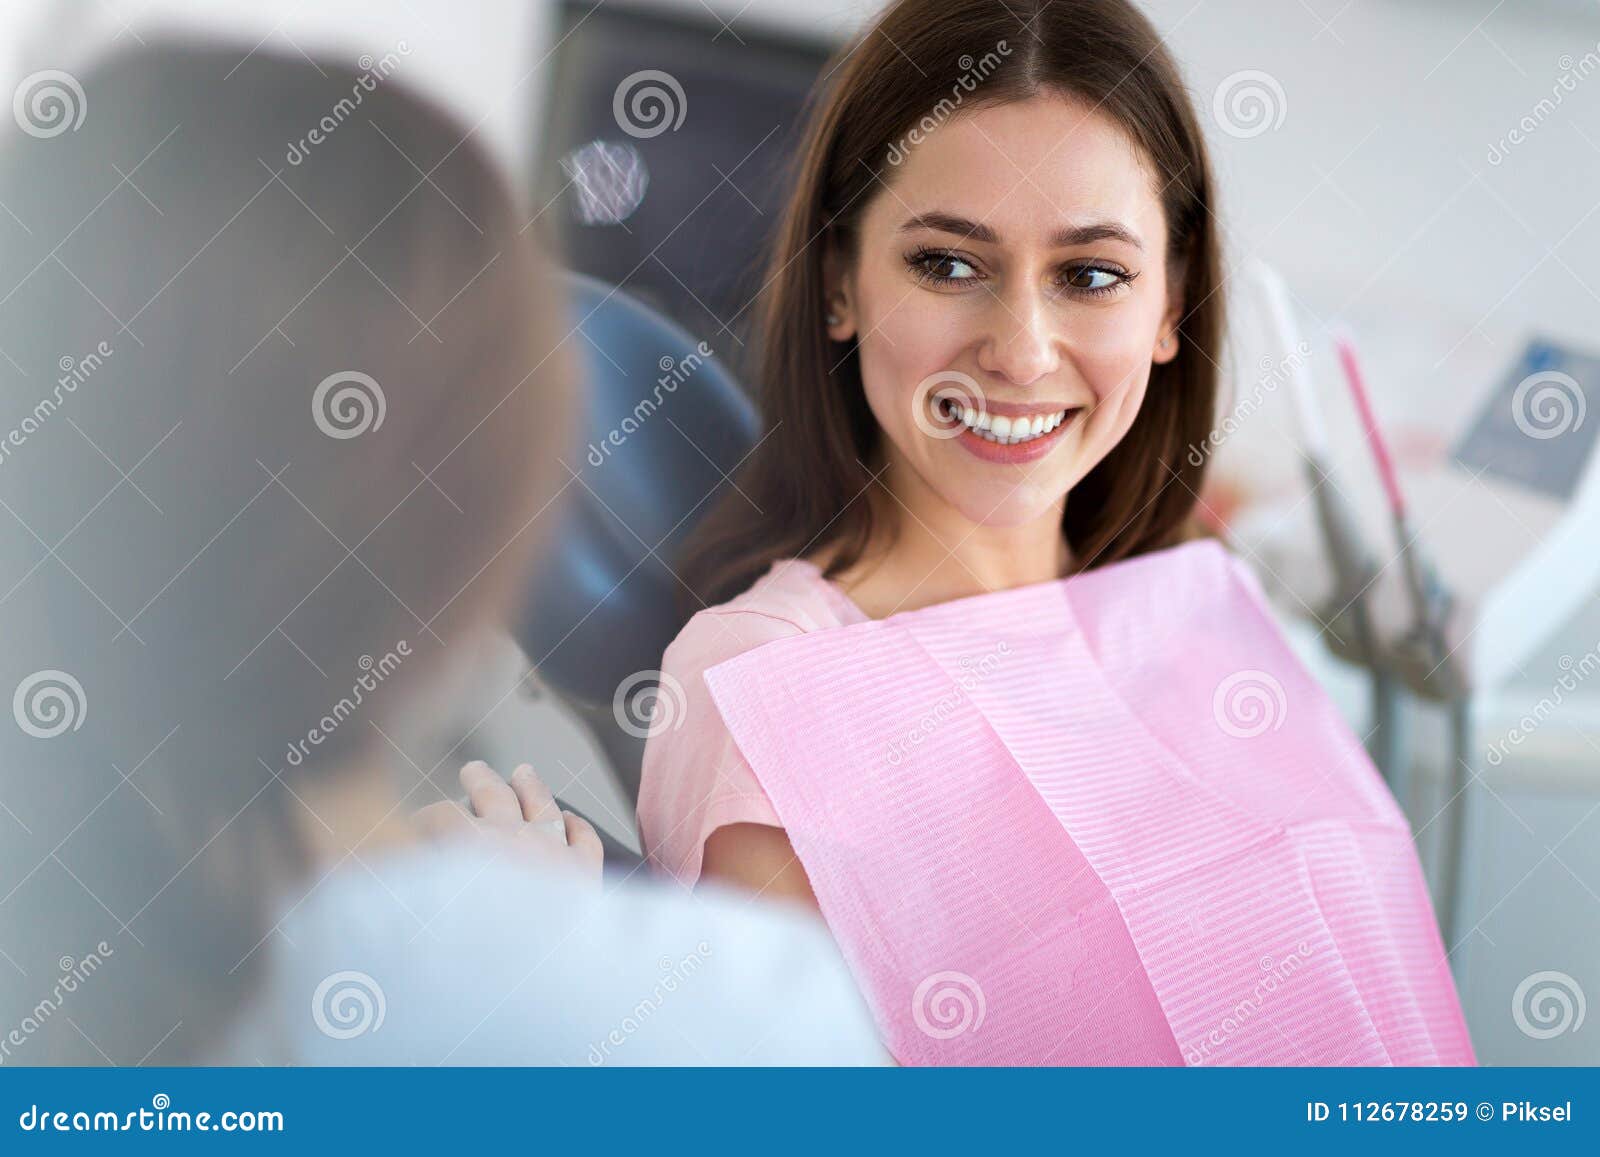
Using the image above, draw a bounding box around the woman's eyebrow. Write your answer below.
[897,211,1144,251]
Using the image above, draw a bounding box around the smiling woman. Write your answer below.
[678,0,1222,612]
[635,0,1473,1067]
[643,0,1223,891]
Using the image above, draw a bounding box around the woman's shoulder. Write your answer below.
[665,558,867,673]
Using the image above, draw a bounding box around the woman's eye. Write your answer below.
[1064,265,1126,294]
[934,255,978,280]
[910,250,980,284]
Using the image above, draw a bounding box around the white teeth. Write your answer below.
[958,407,1071,444]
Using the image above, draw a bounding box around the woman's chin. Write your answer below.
[936,488,1066,531]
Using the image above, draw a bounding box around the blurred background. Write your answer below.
[3,0,1598,1064]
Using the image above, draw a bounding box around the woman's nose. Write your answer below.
[975,289,1061,387]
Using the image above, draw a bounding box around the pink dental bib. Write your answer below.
[702,540,1474,1066]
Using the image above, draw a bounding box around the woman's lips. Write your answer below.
[944,404,1083,464]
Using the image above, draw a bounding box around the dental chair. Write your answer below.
[515,273,759,866]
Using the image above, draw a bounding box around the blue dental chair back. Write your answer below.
[516,273,759,812]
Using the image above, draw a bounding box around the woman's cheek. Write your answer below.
[1066,315,1159,444]
[857,299,965,439]
[855,337,914,448]
[1080,368,1151,473]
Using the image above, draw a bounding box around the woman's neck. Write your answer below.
[826,455,1071,619]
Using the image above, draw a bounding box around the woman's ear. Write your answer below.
[1152,284,1183,365]
[821,242,857,342]
[1158,259,1184,364]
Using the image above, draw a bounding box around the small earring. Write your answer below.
[825,311,841,326]
[1160,336,1173,350]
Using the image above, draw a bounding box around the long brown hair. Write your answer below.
[684,0,1223,606]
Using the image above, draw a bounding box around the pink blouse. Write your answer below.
[636,559,867,885]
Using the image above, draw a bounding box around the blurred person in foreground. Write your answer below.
[0,44,882,1066]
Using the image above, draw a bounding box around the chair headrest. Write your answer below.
[516,273,759,708]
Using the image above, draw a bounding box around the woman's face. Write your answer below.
[828,94,1181,529]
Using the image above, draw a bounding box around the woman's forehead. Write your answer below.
[869,95,1165,250]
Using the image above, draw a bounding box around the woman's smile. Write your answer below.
[929,394,1086,464]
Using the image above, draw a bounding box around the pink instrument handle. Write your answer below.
[1334,329,1406,521]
